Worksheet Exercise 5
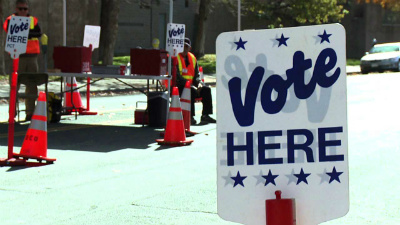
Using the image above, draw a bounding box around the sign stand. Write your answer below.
[265,191,296,225]
[81,26,101,116]
[8,58,19,158]
[5,58,27,166]
[1,16,31,166]
[79,44,97,115]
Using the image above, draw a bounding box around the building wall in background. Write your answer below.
[204,1,236,54]
[341,3,400,59]
[1,1,400,74]
[115,0,198,56]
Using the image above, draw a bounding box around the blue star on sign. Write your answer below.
[326,167,343,183]
[231,171,247,187]
[262,170,279,186]
[294,168,311,185]
[276,34,289,47]
[234,37,247,50]
[318,30,332,44]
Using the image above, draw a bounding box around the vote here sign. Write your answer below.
[5,16,31,59]
[216,24,349,225]
[166,23,185,57]
[83,25,101,50]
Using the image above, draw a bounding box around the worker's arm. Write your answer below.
[28,22,41,39]
[193,61,203,88]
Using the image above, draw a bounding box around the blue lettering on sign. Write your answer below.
[10,22,29,35]
[228,48,340,127]
[227,126,344,166]
[7,35,27,43]
[168,27,185,38]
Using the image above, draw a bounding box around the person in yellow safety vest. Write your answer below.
[176,38,216,125]
[3,0,42,121]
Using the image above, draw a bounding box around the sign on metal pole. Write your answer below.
[83,25,101,50]
[5,16,31,58]
[216,24,349,225]
[5,16,31,161]
[166,23,185,57]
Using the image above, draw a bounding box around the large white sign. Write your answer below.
[83,25,101,50]
[5,16,31,59]
[216,24,349,225]
[166,23,185,57]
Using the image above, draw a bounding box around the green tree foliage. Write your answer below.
[223,0,349,28]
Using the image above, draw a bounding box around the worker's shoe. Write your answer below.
[191,117,197,125]
[200,115,216,124]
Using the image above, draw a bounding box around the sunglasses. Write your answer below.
[18,7,28,11]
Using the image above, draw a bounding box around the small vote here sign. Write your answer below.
[216,24,349,225]
[5,16,31,59]
[166,23,185,57]
[83,25,101,50]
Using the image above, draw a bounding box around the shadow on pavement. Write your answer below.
[0,122,165,153]
[4,162,51,172]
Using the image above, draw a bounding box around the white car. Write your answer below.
[360,42,400,74]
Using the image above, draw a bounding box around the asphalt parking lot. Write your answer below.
[1,72,400,225]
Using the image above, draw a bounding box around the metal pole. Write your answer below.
[167,0,173,123]
[238,0,241,31]
[169,0,173,23]
[63,0,67,46]
[62,0,67,103]
[8,59,19,159]
[150,0,153,46]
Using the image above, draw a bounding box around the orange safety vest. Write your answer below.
[3,15,40,54]
[177,52,197,80]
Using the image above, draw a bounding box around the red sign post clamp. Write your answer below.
[1,59,27,167]
[265,190,296,225]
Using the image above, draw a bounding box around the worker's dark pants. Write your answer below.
[9,55,39,117]
[178,85,213,117]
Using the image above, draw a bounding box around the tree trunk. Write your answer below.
[99,0,120,65]
[193,0,211,58]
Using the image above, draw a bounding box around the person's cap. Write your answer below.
[184,38,191,47]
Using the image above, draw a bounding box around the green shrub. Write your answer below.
[198,54,216,74]
[113,56,130,65]
[347,58,360,66]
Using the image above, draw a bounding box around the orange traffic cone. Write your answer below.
[14,92,56,163]
[64,77,84,113]
[156,87,193,146]
[180,80,197,137]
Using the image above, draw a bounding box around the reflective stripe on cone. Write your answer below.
[180,81,192,131]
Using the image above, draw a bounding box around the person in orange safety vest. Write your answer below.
[176,38,216,125]
[3,0,42,121]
